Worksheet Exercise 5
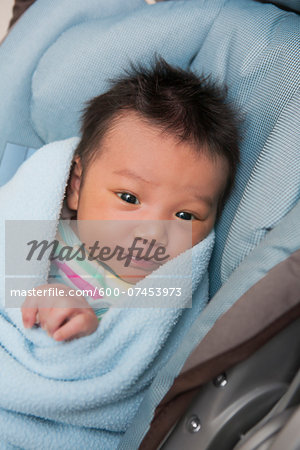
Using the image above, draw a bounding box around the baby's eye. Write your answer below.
[175,211,197,221]
[117,192,140,205]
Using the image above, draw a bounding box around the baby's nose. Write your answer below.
[132,220,168,248]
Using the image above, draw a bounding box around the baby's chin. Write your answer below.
[113,268,157,285]
[107,261,164,285]
[120,275,146,285]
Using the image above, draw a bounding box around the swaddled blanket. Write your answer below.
[0,138,214,449]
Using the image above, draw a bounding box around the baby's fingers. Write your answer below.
[21,298,38,328]
[53,312,98,342]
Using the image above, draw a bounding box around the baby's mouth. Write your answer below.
[124,253,164,272]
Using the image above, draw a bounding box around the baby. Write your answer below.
[22,58,239,341]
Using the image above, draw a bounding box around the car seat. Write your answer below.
[0,0,299,448]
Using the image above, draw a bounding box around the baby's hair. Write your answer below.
[74,57,240,214]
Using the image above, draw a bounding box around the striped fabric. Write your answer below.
[48,221,131,320]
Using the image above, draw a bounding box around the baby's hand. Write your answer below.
[21,283,99,341]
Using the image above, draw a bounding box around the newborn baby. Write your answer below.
[22,58,239,341]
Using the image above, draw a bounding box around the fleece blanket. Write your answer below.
[0,138,214,449]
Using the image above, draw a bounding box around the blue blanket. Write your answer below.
[0,138,214,448]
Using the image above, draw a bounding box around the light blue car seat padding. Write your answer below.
[30,1,225,144]
[0,144,37,187]
[0,0,146,158]
[0,0,226,154]
[0,0,299,446]
[195,1,300,295]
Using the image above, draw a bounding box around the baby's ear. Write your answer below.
[66,157,82,211]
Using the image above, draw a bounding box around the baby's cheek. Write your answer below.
[192,221,214,246]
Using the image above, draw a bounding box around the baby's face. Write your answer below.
[67,112,228,283]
